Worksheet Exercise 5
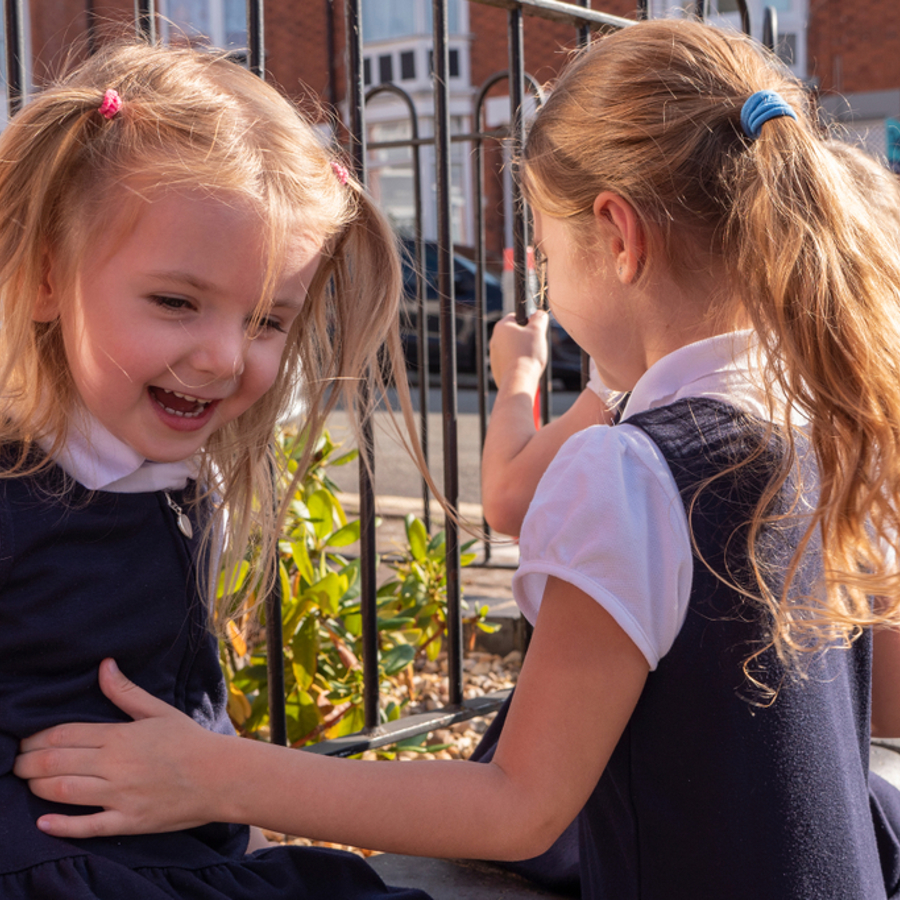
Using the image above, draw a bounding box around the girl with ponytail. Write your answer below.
[18,19,900,900]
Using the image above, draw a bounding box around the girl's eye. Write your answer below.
[247,316,287,337]
[151,295,193,312]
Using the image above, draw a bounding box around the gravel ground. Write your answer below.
[263,648,522,855]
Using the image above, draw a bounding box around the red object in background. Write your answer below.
[534,389,541,429]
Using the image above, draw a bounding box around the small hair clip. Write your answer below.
[98,88,122,120]
[330,160,350,185]
[740,90,797,140]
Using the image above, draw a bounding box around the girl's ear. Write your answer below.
[592,191,644,284]
[33,251,61,323]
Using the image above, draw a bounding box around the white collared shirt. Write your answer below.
[38,410,198,493]
[514,331,771,669]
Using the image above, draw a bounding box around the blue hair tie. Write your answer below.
[740,90,797,140]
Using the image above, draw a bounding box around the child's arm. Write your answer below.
[482,310,612,537]
[16,585,648,861]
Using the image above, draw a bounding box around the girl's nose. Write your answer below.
[189,324,247,382]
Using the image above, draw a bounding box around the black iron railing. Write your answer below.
[2,0,764,757]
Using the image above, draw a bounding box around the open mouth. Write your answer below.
[149,387,214,419]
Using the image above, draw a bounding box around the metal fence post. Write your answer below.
[3,0,26,114]
[134,0,155,42]
[432,0,464,708]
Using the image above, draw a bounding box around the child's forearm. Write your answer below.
[482,382,611,536]
[18,590,647,859]
[215,736,556,861]
[219,584,647,862]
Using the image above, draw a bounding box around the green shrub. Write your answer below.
[219,426,497,751]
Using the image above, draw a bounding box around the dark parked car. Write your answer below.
[399,239,503,375]
[400,238,583,389]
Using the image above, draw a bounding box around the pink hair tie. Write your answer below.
[98,89,122,120]
[330,160,350,185]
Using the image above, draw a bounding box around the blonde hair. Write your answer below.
[522,19,900,677]
[0,40,414,620]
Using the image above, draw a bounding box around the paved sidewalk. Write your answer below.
[337,491,525,654]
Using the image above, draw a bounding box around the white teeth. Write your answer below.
[158,404,206,418]
[164,389,210,406]
[152,387,213,418]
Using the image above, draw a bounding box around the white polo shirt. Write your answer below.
[38,410,198,493]
[513,331,774,669]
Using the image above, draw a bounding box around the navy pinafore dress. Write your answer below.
[581,398,900,899]
[0,451,431,900]
[473,398,900,899]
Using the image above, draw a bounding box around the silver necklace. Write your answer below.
[164,491,193,539]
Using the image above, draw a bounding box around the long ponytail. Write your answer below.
[521,17,900,671]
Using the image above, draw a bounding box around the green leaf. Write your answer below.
[330,448,359,467]
[405,514,429,562]
[279,560,293,606]
[426,635,443,661]
[285,690,321,745]
[327,520,360,548]
[216,560,250,598]
[343,612,362,636]
[290,538,315,584]
[304,571,346,618]
[290,616,318,691]
[382,643,416,675]
[230,664,268,693]
[394,735,438,752]
[427,530,446,556]
[376,616,417,631]
[330,703,365,738]
[307,490,336,541]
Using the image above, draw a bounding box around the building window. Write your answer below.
[428,47,461,78]
[400,50,416,80]
[379,54,394,84]
[363,0,462,40]
[364,57,372,86]
[159,0,246,50]
[716,0,792,11]
[776,32,796,66]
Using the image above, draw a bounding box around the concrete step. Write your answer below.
[872,738,900,789]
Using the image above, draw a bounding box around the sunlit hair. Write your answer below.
[0,39,421,622]
[522,18,900,690]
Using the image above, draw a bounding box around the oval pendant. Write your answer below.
[164,491,194,540]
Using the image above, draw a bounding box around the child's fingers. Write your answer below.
[527,308,549,333]
[18,721,110,753]
[36,810,137,840]
[14,744,104,782]
[24,770,109,809]
[97,658,173,722]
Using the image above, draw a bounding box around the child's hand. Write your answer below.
[489,310,550,390]
[14,658,222,838]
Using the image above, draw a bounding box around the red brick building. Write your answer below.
[806,0,900,167]
[13,0,900,238]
